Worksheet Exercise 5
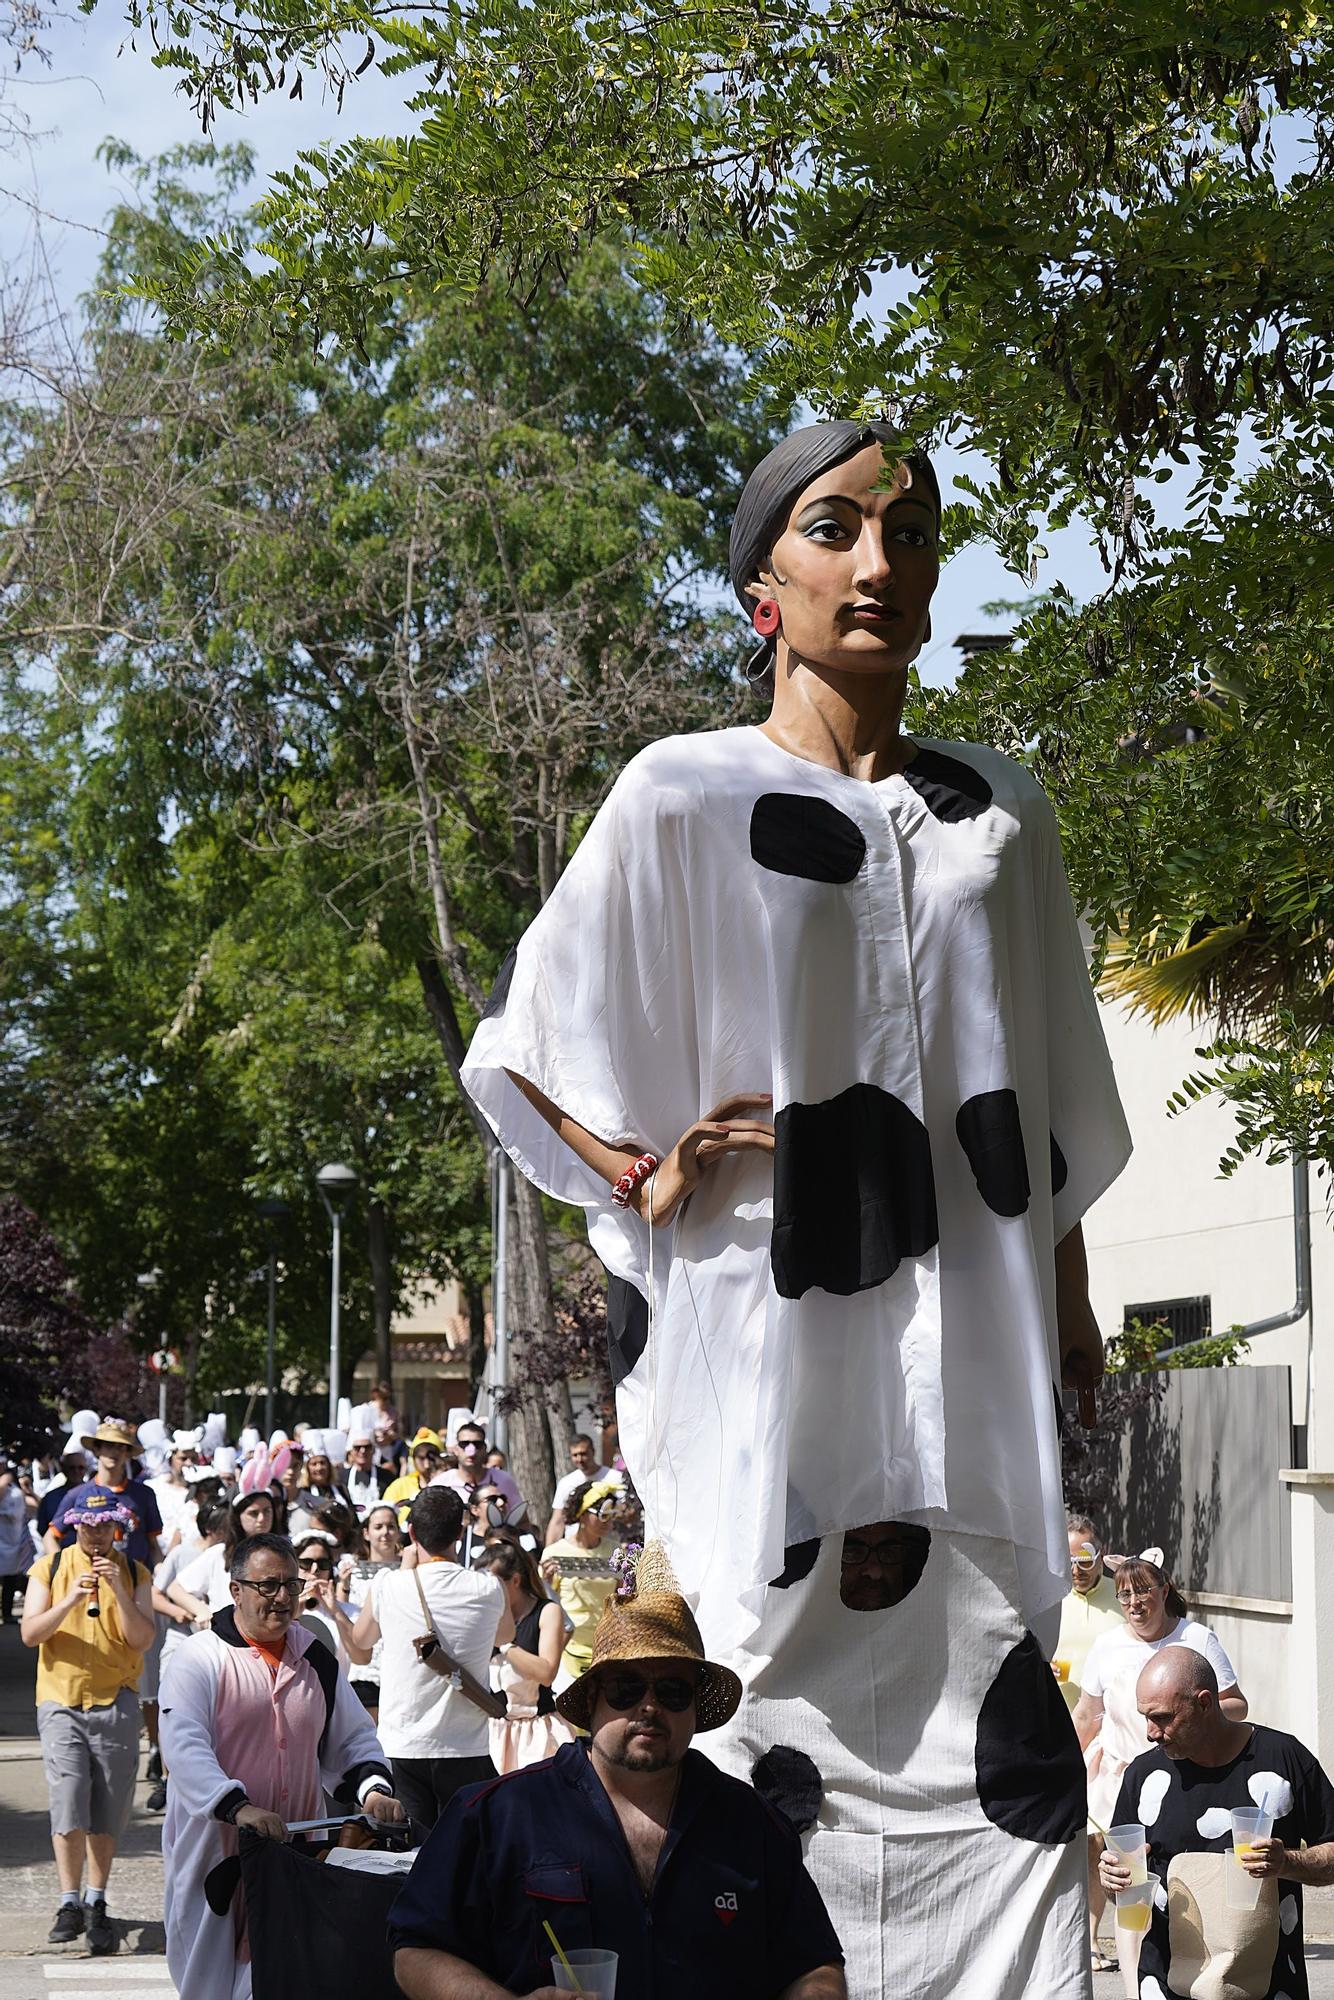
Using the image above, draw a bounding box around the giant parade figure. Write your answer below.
[462,421,1132,1997]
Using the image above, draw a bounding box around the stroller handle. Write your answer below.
[283,1811,376,1834]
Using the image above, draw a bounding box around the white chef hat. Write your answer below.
[239,1426,261,1455]
[323,1429,348,1464]
[172,1427,204,1453]
[211,1445,238,1478]
[63,1407,100,1440]
[200,1413,227,1454]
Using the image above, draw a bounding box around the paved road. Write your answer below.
[2,1954,174,1999]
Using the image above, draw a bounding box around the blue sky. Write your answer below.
[1,7,1116,686]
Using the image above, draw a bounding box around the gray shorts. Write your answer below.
[37,1689,140,1838]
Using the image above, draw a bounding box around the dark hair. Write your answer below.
[455,1421,486,1444]
[409,1484,464,1555]
[312,1499,362,1557]
[194,1498,226,1540]
[479,1535,547,1601]
[229,1531,296,1580]
[293,1532,337,1565]
[225,1487,278,1554]
[364,1503,402,1542]
[1114,1556,1188,1622]
[565,1479,597,1522]
[191,1475,224,1505]
[571,1433,595,1451]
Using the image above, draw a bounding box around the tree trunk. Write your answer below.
[506,1170,556,1521]
[465,1280,487,1404]
[367,1196,394,1394]
[182,1320,203,1427]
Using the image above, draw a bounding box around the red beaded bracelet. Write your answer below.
[611,1152,659,1209]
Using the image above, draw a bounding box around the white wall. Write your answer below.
[1082,998,1318,1419]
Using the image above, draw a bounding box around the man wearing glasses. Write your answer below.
[159,1532,403,2000]
[389,1586,846,2000]
[1054,1512,1125,1972]
[436,1420,532,1531]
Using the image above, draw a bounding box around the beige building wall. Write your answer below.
[1081,993,1329,1752]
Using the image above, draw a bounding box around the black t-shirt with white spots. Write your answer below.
[1113,1724,1334,2000]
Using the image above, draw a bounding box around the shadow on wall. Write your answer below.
[1070,1367,1290,1601]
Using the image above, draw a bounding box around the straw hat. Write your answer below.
[80,1418,139,1454]
[554,1591,742,1734]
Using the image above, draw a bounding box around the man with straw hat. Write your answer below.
[44,1418,164,1572]
[389,1577,846,1999]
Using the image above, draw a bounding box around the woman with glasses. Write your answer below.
[291,1531,361,1669]
[1073,1555,1247,1840]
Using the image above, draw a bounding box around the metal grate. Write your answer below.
[1124,1295,1212,1349]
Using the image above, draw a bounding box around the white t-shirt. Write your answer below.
[370,1561,505,1759]
[176,1541,233,1613]
[550,1465,621,1512]
[148,1476,194,1542]
[1081,1615,1238,1701]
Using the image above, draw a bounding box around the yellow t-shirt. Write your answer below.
[543,1536,615,1673]
[30,1546,148,1709]
[383,1471,423,1526]
[1055,1572,1124,1712]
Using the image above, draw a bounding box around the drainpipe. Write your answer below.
[1154,1155,1311,1363]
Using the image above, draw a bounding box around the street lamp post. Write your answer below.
[316,1164,358,1427]
[256,1198,292,1441]
[136,1268,165,1422]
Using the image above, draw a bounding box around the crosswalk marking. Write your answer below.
[43,1962,172,1982]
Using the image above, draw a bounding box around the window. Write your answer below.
[1123,1295,1211,1350]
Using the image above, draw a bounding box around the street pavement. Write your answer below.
[3,1612,1334,1995]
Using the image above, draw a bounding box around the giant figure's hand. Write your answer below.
[642,1092,775,1225]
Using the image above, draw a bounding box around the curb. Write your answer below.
[0,1741,41,1763]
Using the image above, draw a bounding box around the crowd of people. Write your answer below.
[5,1402,650,1968]
[8,1406,1334,1999]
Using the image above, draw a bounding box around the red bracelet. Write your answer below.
[611,1153,659,1209]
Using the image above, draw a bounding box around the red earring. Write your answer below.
[752,597,781,638]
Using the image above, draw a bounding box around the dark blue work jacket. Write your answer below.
[387,1740,842,1998]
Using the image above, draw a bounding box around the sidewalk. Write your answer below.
[0,1621,167,1958]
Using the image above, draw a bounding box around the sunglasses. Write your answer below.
[237,1576,301,1601]
[599,1673,697,1713]
[298,1557,333,1573]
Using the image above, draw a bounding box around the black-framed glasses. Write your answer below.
[600,1673,697,1713]
[297,1557,333,1574]
[236,1576,301,1601]
[840,1529,929,1567]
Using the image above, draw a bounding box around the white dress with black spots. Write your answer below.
[464,726,1132,1996]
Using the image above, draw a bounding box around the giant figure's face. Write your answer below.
[751,442,939,678]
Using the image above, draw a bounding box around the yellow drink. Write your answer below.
[1233,1842,1253,1862]
[1117,1904,1150,1932]
[1053,1657,1071,1683]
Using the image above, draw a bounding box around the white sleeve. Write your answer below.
[462,761,704,1296]
[176,1547,214,1597]
[1195,1624,1240,1691]
[1080,1633,1112,1700]
[1033,783,1133,1240]
[159,1641,239,1819]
